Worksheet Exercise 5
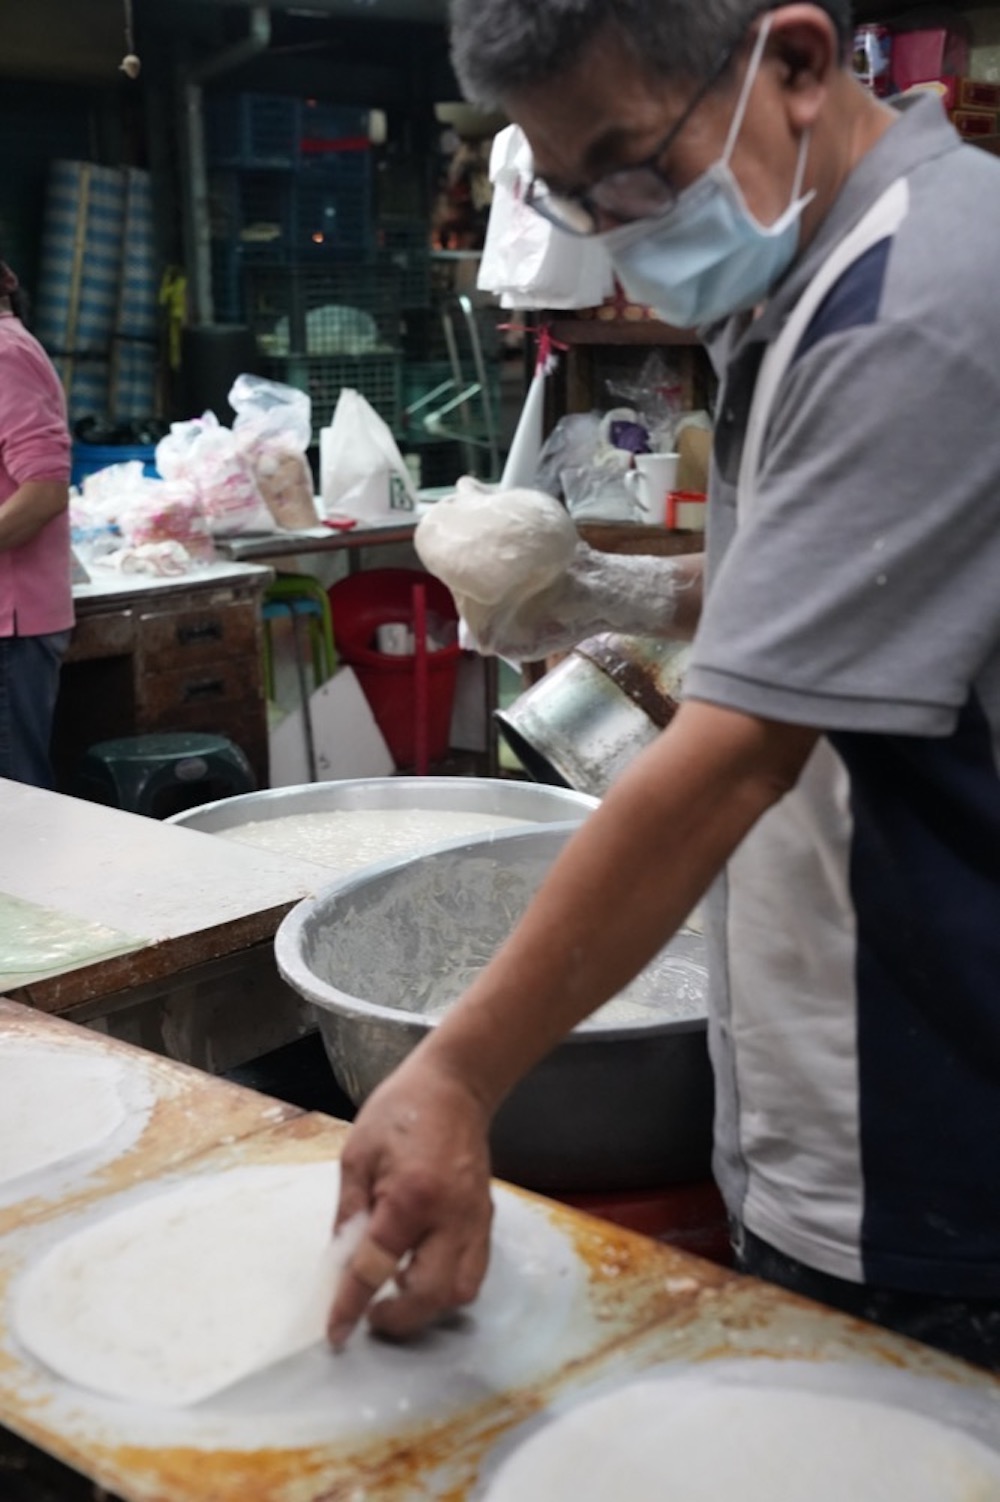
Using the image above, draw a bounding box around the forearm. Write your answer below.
[473,547,705,659]
[423,700,816,1113]
[579,547,704,642]
[0,480,69,551]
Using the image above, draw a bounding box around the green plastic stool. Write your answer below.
[73,733,256,820]
[261,574,338,702]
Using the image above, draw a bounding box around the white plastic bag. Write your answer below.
[229,374,319,532]
[155,414,213,485]
[320,389,417,523]
[192,425,274,535]
[478,125,614,311]
[119,480,216,565]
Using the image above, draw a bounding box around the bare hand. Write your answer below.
[328,1055,494,1347]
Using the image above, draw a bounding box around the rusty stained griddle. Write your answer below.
[0,1004,998,1501]
[0,1001,301,1242]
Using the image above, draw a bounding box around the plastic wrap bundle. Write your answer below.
[116,170,158,341]
[35,162,159,425]
[110,338,157,423]
[112,169,159,417]
[51,355,111,426]
[35,162,126,356]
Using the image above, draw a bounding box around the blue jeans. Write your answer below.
[0,631,71,790]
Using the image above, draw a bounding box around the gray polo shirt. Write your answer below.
[685,97,1000,1295]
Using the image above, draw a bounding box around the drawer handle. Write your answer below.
[183,678,226,702]
[177,621,223,646]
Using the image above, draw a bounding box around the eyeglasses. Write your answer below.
[524,31,747,238]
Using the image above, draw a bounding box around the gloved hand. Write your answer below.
[415,482,696,661]
[458,540,691,659]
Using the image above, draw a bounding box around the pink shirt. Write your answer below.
[0,313,73,637]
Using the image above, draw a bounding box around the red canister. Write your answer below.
[853,23,893,97]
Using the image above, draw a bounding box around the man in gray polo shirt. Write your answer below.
[326,1,1000,1369]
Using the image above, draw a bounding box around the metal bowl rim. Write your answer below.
[274,823,708,1045]
[165,776,600,833]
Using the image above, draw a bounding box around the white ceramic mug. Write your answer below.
[624,453,681,522]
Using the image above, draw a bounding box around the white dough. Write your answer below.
[415,484,577,609]
[218,807,530,873]
[13,1163,366,1409]
[0,1046,128,1187]
[483,1378,1000,1502]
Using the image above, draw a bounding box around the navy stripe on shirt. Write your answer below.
[831,696,1000,1296]
[794,238,893,362]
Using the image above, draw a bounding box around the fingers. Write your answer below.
[325,1061,495,1348]
[368,1224,491,1341]
[328,1269,375,1350]
[350,1238,400,1292]
[329,1188,493,1348]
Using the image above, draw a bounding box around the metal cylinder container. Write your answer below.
[495,635,689,798]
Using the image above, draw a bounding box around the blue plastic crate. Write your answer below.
[210,241,244,323]
[237,173,295,262]
[299,101,370,150]
[205,93,301,169]
[377,219,431,310]
[208,172,293,264]
[71,441,158,488]
[293,156,374,257]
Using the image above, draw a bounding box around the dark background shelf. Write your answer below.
[853,0,966,21]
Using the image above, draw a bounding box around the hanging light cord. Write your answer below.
[120,0,141,78]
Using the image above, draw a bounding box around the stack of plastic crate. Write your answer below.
[206,92,403,434]
[377,218,431,311]
[244,262,402,433]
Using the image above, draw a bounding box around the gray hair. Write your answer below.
[450,1,852,108]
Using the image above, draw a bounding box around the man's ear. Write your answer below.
[766,5,841,129]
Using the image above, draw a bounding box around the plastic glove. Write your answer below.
[416,483,695,660]
[461,541,696,658]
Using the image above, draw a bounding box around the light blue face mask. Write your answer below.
[602,16,814,327]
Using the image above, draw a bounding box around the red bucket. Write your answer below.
[328,569,461,769]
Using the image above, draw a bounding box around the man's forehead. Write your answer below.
[507,46,690,187]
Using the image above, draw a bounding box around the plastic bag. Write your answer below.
[533,413,605,498]
[478,125,614,311]
[320,389,418,523]
[229,374,319,532]
[192,425,274,534]
[71,462,217,572]
[606,354,685,454]
[155,414,213,485]
[119,480,215,565]
[532,412,642,521]
[155,410,273,535]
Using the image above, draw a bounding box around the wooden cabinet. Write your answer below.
[54,571,272,793]
[541,316,715,432]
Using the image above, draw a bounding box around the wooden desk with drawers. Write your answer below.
[53,563,274,793]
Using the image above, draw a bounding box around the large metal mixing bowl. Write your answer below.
[276,825,714,1193]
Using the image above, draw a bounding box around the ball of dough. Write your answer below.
[415,484,577,610]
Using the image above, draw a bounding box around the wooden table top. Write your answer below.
[0,781,321,1011]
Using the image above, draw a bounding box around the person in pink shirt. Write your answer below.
[0,252,73,790]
